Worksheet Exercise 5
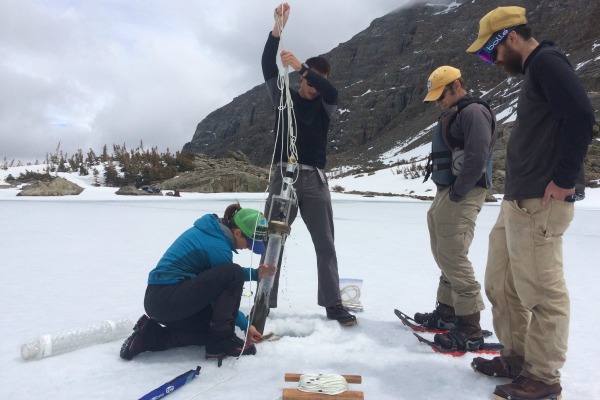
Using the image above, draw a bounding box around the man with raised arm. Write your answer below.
[256,3,356,327]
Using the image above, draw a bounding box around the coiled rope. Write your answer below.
[340,284,363,312]
[297,374,349,395]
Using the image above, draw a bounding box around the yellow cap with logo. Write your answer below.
[467,6,527,54]
[423,66,461,102]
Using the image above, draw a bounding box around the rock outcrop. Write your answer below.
[160,152,270,193]
[17,177,84,196]
[115,186,163,196]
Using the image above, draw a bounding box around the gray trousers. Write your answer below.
[264,167,341,308]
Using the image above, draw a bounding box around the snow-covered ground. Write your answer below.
[1,167,599,399]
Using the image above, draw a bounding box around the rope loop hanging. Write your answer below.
[267,3,299,186]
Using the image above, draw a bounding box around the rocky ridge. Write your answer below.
[182,0,600,193]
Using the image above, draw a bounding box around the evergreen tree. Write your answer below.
[104,163,120,187]
[101,145,109,163]
[92,168,101,186]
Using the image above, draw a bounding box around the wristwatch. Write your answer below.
[299,63,309,76]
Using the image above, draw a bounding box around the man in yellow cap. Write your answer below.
[415,66,496,352]
[467,6,595,400]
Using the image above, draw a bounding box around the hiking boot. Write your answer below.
[472,356,520,379]
[493,375,562,400]
[120,315,153,360]
[434,311,483,350]
[434,328,484,350]
[414,303,455,330]
[326,304,357,326]
[205,334,257,359]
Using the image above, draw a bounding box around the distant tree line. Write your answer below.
[1,141,195,187]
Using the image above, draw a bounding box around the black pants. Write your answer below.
[144,263,245,349]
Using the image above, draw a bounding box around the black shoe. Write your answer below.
[326,304,357,326]
[414,310,455,330]
[120,315,151,360]
[434,328,483,351]
[205,335,257,360]
[414,303,455,330]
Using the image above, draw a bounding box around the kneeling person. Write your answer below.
[120,204,269,361]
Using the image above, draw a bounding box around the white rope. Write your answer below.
[187,7,300,400]
[242,2,299,354]
[297,374,349,396]
[340,284,363,312]
[184,364,239,400]
[276,68,299,165]
[272,3,299,184]
[245,3,298,335]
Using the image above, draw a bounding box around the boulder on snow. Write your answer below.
[17,177,84,196]
[115,186,163,196]
[160,153,269,193]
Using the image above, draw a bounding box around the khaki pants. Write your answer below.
[486,198,574,384]
[427,186,486,316]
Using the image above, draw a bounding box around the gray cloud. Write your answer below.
[1,0,407,162]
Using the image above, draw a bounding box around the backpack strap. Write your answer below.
[446,97,496,149]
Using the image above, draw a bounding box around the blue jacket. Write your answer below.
[148,213,257,330]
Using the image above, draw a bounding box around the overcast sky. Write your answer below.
[1,0,411,163]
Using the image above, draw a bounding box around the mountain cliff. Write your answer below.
[182,0,600,183]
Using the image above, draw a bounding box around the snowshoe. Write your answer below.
[413,332,503,356]
[395,309,492,337]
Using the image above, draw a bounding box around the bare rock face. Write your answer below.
[17,177,84,196]
[160,153,270,193]
[182,0,600,188]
